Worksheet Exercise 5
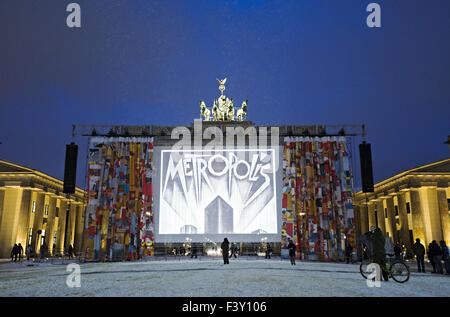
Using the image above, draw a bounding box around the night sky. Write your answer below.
[0,0,449,190]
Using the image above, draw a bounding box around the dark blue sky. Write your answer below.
[1,0,449,189]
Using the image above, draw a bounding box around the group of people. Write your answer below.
[173,246,187,256]
[361,226,391,281]
[361,226,450,279]
[413,238,450,274]
[219,239,295,265]
[220,239,272,264]
[10,243,24,261]
[10,243,35,261]
[10,243,76,261]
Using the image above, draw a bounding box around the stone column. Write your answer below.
[359,203,369,235]
[46,195,57,255]
[25,191,38,249]
[16,190,31,249]
[0,187,24,258]
[418,187,443,244]
[410,190,426,245]
[375,199,386,235]
[437,189,449,244]
[385,197,397,243]
[68,202,78,248]
[367,202,377,230]
[74,204,85,254]
[397,192,412,253]
[57,199,68,254]
[32,191,45,255]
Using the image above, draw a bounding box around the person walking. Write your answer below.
[68,245,73,259]
[40,242,48,260]
[428,242,436,273]
[367,226,389,281]
[412,238,426,273]
[10,244,18,262]
[190,245,198,259]
[394,243,402,260]
[439,240,450,275]
[265,243,272,259]
[287,239,296,265]
[230,243,237,259]
[429,240,443,274]
[17,243,24,262]
[26,245,33,261]
[221,238,230,264]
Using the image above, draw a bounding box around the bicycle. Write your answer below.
[360,254,410,283]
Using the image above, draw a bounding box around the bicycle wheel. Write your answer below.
[390,261,410,283]
[360,260,371,279]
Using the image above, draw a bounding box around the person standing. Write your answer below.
[367,226,389,281]
[17,243,24,262]
[287,239,296,265]
[190,245,198,259]
[439,240,449,275]
[265,243,272,259]
[10,244,18,262]
[221,238,230,264]
[345,240,353,264]
[68,244,73,259]
[40,242,48,260]
[26,245,33,261]
[412,238,426,273]
[428,242,436,273]
[394,243,402,260]
[230,243,237,259]
[429,240,443,274]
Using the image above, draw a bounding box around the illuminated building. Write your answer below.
[0,159,86,258]
[353,158,450,257]
[74,79,365,261]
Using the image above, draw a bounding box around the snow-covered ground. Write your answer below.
[0,257,448,297]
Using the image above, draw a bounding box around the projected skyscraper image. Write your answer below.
[157,148,279,241]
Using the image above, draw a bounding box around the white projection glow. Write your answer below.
[158,149,278,240]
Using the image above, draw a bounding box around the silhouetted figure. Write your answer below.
[40,243,48,259]
[428,242,435,273]
[287,239,296,265]
[230,243,237,259]
[221,238,230,264]
[428,240,443,274]
[68,245,73,259]
[17,243,24,261]
[394,243,402,260]
[366,226,389,281]
[190,245,197,259]
[265,243,272,259]
[412,238,426,273]
[440,240,450,275]
[11,244,18,262]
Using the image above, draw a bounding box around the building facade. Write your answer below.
[353,158,450,257]
[0,160,86,258]
[78,122,360,261]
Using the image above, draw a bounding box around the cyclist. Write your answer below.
[366,226,389,281]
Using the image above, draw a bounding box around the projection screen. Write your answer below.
[154,147,282,242]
